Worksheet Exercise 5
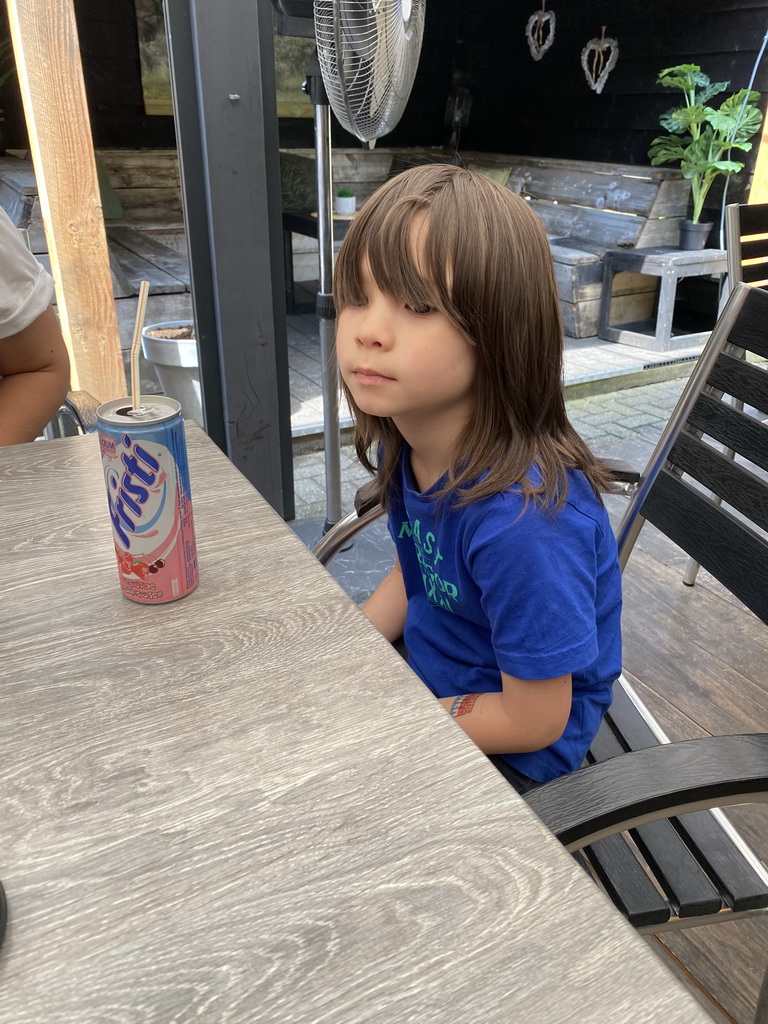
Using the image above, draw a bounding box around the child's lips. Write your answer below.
[352,368,396,385]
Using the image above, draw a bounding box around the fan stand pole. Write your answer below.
[306,54,343,530]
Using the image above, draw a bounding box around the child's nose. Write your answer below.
[355,300,393,348]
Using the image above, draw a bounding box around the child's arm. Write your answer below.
[362,556,407,643]
[0,305,71,446]
[438,671,572,754]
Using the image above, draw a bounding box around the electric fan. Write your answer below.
[274,0,425,529]
[314,0,426,144]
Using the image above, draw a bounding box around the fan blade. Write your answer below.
[314,0,425,142]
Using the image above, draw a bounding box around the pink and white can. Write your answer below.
[97,396,199,603]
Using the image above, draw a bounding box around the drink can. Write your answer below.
[97,397,199,603]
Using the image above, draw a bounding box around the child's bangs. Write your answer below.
[336,196,449,313]
[367,202,447,310]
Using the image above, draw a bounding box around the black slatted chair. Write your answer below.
[526,281,768,1022]
[684,201,768,586]
[312,282,768,1018]
[726,201,768,292]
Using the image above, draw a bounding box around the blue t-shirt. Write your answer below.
[388,450,622,782]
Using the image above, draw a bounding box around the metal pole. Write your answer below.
[163,0,295,518]
[307,55,342,528]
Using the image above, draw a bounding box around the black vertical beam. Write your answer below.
[163,0,294,519]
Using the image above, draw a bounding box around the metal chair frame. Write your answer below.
[312,283,768,1021]
[43,390,101,439]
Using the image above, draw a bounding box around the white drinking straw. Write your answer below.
[131,280,150,411]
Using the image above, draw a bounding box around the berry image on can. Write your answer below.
[97,397,199,603]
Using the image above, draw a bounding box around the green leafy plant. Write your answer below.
[648,64,763,224]
[336,187,355,198]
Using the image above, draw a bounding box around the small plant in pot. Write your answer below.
[141,320,202,425]
[334,187,357,216]
[648,64,763,249]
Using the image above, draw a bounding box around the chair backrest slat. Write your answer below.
[735,203,768,237]
[740,262,768,287]
[687,393,768,474]
[707,353,768,417]
[739,236,768,262]
[668,430,768,534]
[641,469,768,624]
[725,286,768,358]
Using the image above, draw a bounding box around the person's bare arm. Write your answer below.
[0,305,71,445]
[362,556,407,643]
[438,671,572,754]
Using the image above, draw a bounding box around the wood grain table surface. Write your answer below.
[0,428,712,1023]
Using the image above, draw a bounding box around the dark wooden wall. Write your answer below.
[385,0,768,218]
[1,0,767,216]
[0,0,175,150]
[435,0,768,212]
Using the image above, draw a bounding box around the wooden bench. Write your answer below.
[281,147,689,337]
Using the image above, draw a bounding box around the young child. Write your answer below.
[334,164,622,792]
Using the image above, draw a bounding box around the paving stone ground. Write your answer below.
[291,376,689,521]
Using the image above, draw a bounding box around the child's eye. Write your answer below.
[405,303,437,316]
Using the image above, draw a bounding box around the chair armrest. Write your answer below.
[525,734,768,851]
[311,500,386,565]
[316,460,640,566]
[44,390,101,439]
[65,390,101,433]
[600,457,641,485]
[354,479,380,515]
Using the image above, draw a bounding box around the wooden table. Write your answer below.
[0,429,712,1023]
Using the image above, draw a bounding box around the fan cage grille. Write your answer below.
[314,0,426,142]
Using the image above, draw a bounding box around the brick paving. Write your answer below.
[291,376,689,520]
[286,308,705,521]
[131,308,701,521]
[287,311,703,438]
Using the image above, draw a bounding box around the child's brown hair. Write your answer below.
[334,163,614,508]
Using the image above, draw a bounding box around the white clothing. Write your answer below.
[0,206,55,339]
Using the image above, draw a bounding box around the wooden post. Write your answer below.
[6,0,126,400]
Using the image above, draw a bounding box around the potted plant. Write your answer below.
[334,187,356,216]
[648,64,763,249]
[141,320,203,425]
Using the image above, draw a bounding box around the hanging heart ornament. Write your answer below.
[581,27,619,94]
[525,5,556,62]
